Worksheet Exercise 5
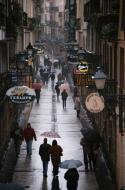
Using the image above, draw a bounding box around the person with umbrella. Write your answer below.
[60,159,82,189]
[32,79,42,104]
[64,164,79,190]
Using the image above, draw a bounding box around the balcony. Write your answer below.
[84,0,119,23]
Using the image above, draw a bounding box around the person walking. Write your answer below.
[73,86,78,100]
[35,89,41,104]
[80,137,95,171]
[74,96,81,118]
[33,79,42,104]
[11,122,23,156]
[39,138,51,177]
[49,139,63,176]
[55,84,60,101]
[23,123,37,156]
[64,167,79,190]
[61,89,68,109]
[50,72,55,89]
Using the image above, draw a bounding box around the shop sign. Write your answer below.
[6,86,35,104]
[85,92,104,113]
[73,69,94,86]
[77,61,89,73]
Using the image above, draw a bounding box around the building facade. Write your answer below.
[75,0,125,189]
[0,0,41,178]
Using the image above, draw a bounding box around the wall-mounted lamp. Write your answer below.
[94,69,107,90]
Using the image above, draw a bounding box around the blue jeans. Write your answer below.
[42,161,49,176]
[26,140,33,155]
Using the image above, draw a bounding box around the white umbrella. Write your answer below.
[60,159,83,169]
[59,83,70,93]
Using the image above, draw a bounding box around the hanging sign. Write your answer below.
[85,92,104,113]
[73,69,94,86]
[6,86,35,104]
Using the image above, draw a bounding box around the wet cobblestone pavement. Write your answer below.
[12,68,99,190]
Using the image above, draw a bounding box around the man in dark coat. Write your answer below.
[64,168,79,190]
[61,89,68,109]
[39,138,51,177]
[55,84,60,101]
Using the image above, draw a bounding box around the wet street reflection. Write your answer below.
[12,66,99,190]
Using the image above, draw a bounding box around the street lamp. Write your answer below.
[26,42,33,56]
[94,69,107,90]
[16,53,27,70]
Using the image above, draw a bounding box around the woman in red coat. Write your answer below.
[49,139,63,176]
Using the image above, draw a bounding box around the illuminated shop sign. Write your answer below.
[73,69,94,86]
[6,86,35,104]
[76,61,89,73]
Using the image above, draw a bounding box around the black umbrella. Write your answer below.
[0,183,25,190]
[80,127,101,142]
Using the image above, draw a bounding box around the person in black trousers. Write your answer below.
[61,89,68,109]
[55,84,60,101]
[39,138,51,177]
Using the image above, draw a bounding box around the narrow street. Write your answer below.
[12,68,99,190]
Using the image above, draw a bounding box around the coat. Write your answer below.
[55,84,60,95]
[23,127,36,141]
[74,97,80,110]
[49,145,63,167]
[61,91,68,100]
[64,168,79,190]
[39,143,51,161]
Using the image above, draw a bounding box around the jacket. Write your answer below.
[23,127,36,141]
[74,97,80,110]
[39,143,51,161]
[49,145,63,166]
[61,91,68,100]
